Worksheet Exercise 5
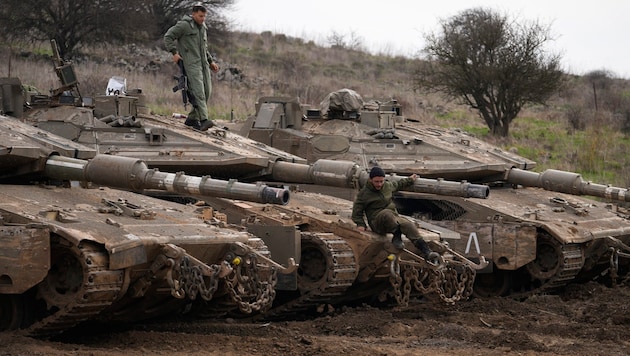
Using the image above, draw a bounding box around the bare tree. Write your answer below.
[417,8,564,137]
[327,30,364,51]
[327,30,347,49]
[151,0,234,45]
[0,0,233,59]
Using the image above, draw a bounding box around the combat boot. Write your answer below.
[391,225,404,249]
[414,239,439,262]
[184,117,201,130]
[199,119,215,131]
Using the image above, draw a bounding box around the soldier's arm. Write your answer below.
[392,174,417,191]
[164,21,186,56]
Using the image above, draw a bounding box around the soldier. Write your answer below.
[164,2,219,131]
[352,166,438,260]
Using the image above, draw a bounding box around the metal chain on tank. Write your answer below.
[407,264,435,295]
[389,257,405,305]
[225,252,277,314]
[432,264,476,304]
[172,256,222,301]
[391,260,476,305]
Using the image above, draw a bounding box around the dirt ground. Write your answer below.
[2,281,630,356]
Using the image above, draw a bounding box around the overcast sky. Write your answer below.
[228,0,629,78]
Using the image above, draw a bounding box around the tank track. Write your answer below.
[542,244,584,289]
[26,240,123,337]
[260,232,357,319]
[513,242,584,299]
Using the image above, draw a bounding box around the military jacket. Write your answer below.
[351,177,415,230]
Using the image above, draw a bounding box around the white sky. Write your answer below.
[228,0,630,78]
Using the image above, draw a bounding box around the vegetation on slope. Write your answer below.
[1,30,629,187]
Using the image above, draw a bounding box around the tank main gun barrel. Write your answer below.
[385,175,490,199]
[505,168,629,202]
[44,154,290,205]
[271,159,362,188]
[270,159,489,199]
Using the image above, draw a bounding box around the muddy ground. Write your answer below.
[2,281,629,356]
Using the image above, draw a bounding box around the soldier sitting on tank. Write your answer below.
[352,166,439,260]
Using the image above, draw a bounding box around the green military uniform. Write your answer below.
[164,14,215,123]
[352,173,436,257]
[351,176,422,240]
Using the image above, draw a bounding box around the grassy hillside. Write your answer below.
[2,31,630,187]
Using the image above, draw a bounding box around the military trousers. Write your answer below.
[369,209,421,241]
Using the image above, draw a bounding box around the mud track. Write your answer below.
[2,281,629,355]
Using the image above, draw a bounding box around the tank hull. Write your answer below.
[0,184,277,335]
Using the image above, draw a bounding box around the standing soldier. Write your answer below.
[164,2,219,131]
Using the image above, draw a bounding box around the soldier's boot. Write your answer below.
[184,117,201,130]
[199,119,215,131]
[391,225,404,250]
[414,239,440,262]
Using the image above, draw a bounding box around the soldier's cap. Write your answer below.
[369,166,386,178]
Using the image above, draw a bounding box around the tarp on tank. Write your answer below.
[319,88,363,115]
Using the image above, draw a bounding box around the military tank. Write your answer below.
[0,49,489,312]
[197,159,490,315]
[0,42,496,310]
[236,92,630,298]
[0,114,296,337]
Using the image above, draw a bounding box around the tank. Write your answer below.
[0,48,487,312]
[0,115,293,337]
[197,159,488,314]
[236,92,630,298]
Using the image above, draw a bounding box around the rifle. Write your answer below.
[172,59,197,110]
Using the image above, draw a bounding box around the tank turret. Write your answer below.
[0,112,289,206]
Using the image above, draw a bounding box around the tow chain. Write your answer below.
[605,237,630,287]
[225,252,278,314]
[175,256,222,301]
[389,256,476,306]
[389,257,405,305]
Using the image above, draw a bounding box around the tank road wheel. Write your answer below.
[0,295,27,330]
[473,266,511,298]
[526,233,563,281]
[298,240,329,293]
[37,241,87,311]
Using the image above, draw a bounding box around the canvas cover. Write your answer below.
[319,88,364,115]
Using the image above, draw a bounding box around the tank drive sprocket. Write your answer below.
[29,237,124,337]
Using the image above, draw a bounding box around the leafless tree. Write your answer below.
[417,8,564,137]
[327,30,364,51]
[0,0,233,59]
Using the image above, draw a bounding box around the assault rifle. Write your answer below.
[172,59,197,110]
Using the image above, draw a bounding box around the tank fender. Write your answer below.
[45,224,148,270]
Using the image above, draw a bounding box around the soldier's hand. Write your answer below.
[357,226,366,232]
[173,53,182,63]
[210,62,220,73]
